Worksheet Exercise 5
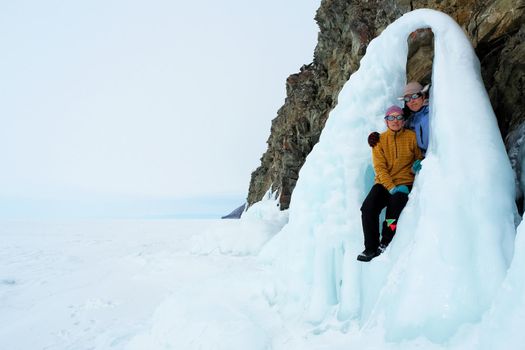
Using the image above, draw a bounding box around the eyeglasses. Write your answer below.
[403,93,422,102]
[384,114,404,121]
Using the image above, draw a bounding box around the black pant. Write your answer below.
[360,184,411,251]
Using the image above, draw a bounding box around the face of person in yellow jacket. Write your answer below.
[385,111,405,131]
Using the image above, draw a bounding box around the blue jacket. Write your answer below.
[406,104,429,153]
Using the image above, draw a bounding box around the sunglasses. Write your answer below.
[384,114,404,121]
[403,93,422,102]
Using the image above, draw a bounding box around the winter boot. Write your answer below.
[357,248,380,262]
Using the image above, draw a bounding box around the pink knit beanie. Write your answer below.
[385,105,403,116]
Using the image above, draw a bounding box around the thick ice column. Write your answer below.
[260,9,516,342]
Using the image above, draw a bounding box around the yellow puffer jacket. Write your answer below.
[372,128,423,191]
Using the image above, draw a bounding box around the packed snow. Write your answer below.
[2,9,525,350]
[0,220,282,350]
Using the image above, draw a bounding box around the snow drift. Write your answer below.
[260,9,517,344]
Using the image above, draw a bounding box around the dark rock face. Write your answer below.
[247,0,405,209]
[406,28,434,85]
[496,23,525,210]
[221,203,247,219]
[247,0,525,210]
[488,23,525,138]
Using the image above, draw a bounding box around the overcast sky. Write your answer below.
[0,0,320,216]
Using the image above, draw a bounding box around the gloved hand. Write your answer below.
[368,132,380,147]
[412,159,422,173]
[389,185,409,195]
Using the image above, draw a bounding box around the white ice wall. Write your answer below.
[260,9,516,344]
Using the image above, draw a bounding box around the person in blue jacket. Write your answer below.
[400,82,430,154]
[368,82,430,155]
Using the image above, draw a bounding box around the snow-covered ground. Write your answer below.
[2,217,524,350]
[0,219,279,350]
[0,217,370,350]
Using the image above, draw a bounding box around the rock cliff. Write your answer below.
[247,0,525,211]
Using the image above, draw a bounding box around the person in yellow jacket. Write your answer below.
[357,105,423,262]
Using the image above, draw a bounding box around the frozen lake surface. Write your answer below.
[0,220,288,350]
[2,217,524,350]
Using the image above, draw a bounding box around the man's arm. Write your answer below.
[411,135,424,173]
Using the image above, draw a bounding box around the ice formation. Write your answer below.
[260,9,518,345]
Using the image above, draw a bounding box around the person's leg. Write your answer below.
[381,191,410,246]
[361,184,389,251]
